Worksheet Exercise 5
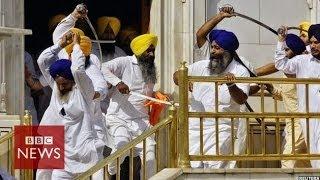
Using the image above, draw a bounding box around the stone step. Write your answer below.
[150,168,320,180]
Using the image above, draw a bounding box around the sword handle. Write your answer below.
[76,3,88,15]
[218,4,235,14]
[277,26,288,38]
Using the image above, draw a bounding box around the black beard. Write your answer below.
[208,51,233,75]
[138,56,157,84]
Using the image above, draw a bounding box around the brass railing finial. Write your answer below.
[179,61,187,70]
[23,110,32,126]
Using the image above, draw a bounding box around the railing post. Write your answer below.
[23,110,32,126]
[169,105,177,168]
[178,61,191,168]
[22,110,33,180]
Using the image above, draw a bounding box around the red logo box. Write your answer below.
[14,125,64,169]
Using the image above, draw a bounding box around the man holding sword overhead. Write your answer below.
[173,6,250,168]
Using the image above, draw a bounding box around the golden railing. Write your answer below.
[177,61,320,167]
[76,105,178,180]
[6,61,318,179]
[0,110,33,180]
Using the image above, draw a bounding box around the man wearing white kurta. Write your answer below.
[275,24,320,168]
[174,29,250,168]
[52,5,113,157]
[254,33,311,168]
[96,16,127,114]
[193,6,253,167]
[36,33,100,179]
[101,34,158,178]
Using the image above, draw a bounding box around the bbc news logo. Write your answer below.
[14,126,64,169]
[17,136,61,160]
[25,136,53,145]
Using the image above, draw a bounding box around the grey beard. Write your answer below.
[138,57,157,84]
[209,52,233,75]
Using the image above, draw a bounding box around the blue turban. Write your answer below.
[49,59,74,81]
[308,24,320,40]
[313,31,320,42]
[285,34,306,55]
[208,29,239,52]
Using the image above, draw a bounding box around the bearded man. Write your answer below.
[173,29,250,168]
[101,34,158,179]
[36,33,101,179]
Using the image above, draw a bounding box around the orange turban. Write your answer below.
[65,35,92,56]
[69,28,85,36]
[97,16,121,37]
[130,34,158,57]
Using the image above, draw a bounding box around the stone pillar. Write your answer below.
[0,0,25,117]
[150,0,195,94]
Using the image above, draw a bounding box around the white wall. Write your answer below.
[206,0,310,69]
[203,0,311,112]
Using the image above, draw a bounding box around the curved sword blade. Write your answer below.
[85,17,103,68]
[234,12,278,35]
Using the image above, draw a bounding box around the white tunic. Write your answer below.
[306,45,311,54]
[193,40,254,166]
[37,43,99,173]
[52,13,110,152]
[101,56,156,176]
[275,41,320,168]
[188,59,250,168]
[101,55,154,121]
[189,59,250,125]
[92,43,127,63]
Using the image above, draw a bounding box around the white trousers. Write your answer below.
[36,169,77,180]
[189,120,232,168]
[36,169,102,180]
[106,115,156,179]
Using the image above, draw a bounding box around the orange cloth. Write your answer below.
[145,92,169,125]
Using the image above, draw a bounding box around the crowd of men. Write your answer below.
[21,4,320,180]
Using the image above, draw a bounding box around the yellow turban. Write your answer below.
[299,21,311,36]
[48,14,66,32]
[130,34,158,57]
[97,16,121,37]
[65,35,92,57]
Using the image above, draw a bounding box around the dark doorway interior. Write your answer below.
[25,0,151,57]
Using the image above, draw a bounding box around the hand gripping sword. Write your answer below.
[76,3,103,68]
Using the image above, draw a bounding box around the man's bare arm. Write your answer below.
[255,63,278,76]
[225,73,248,104]
[196,6,235,47]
